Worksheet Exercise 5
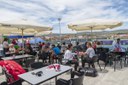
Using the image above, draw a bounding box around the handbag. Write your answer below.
[84,67,98,77]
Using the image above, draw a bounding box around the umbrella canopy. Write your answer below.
[68,19,122,31]
[0,19,52,49]
[35,31,52,36]
[0,19,52,32]
[29,37,45,44]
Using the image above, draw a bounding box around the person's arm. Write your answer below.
[81,48,89,55]
[71,52,77,55]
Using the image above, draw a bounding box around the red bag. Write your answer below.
[0,60,26,84]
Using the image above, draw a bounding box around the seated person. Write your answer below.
[64,44,79,71]
[112,38,123,52]
[80,42,96,68]
[9,44,16,53]
[25,43,36,55]
[39,46,50,63]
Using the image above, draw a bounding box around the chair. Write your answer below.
[24,58,35,67]
[1,67,23,85]
[30,62,45,69]
[0,80,22,85]
[56,75,84,85]
[71,75,84,85]
[85,55,99,69]
[96,48,109,70]
[110,52,126,71]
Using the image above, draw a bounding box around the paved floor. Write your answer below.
[0,64,128,85]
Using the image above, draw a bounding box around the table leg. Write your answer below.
[70,69,72,78]
[114,59,116,71]
[55,76,57,85]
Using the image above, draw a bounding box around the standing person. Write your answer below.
[64,44,79,71]
[38,42,42,51]
[57,43,61,50]
[51,44,62,63]
[3,38,9,56]
[61,42,67,53]
[80,42,96,68]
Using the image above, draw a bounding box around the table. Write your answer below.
[18,65,72,85]
[110,51,126,71]
[2,54,33,60]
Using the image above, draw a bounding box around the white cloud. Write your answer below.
[0,0,127,33]
[0,8,23,21]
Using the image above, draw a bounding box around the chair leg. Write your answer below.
[114,60,116,71]
[97,61,102,71]
[104,60,108,69]
[120,59,122,69]
[91,63,95,69]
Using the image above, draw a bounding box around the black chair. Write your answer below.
[56,75,84,85]
[25,58,35,67]
[96,48,109,70]
[84,55,99,69]
[110,52,126,71]
[0,80,22,85]
[30,62,45,69]
[1,68,23,85]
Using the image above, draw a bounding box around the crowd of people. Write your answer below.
[1,37,125,71]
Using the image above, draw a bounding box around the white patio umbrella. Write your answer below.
[35,31,52,36]
[68,19,123,39]
[0,19,52,48]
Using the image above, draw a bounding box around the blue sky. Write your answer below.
[0,0,128,33]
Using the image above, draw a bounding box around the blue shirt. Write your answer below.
[53,47,61,55]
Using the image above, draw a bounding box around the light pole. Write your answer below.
[58,18,61,44]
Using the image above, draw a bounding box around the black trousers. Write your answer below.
[3,48,9,57]
[81,56,95,68]
[71,71,84,78]
[66,60,79,71]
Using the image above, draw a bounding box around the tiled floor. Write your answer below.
[0,64,128,85]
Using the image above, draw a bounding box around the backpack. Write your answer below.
[0,60,26,84]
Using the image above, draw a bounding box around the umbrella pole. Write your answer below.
[21,28,24,54]
[76,31,78,42]
[34,33,36,47]
[91,27,93,40]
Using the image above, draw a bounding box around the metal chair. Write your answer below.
[56,74,84,85]
[24,58,35,67]
[30,62,46,69]
[96,48,109,71]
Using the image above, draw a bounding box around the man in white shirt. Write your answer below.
[81,42,96,68]
[64,44,79,71]
[112,38,123,52]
